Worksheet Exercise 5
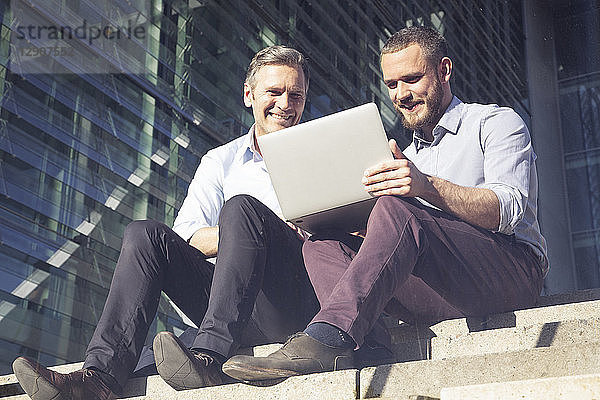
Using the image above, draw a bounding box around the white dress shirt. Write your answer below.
[172,127,283,242]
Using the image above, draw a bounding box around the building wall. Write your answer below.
[553,0,600,290]
[0,0,597,373]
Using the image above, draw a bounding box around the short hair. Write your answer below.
[381,26,448,67]
[245,45,310,90]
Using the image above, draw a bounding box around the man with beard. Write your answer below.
[221,26,549,381]
[12,45,323,400]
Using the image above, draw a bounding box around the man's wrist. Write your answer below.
[422,174,442,203]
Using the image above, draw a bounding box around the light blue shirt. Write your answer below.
[403,96,548,273]
[172,127,283,242]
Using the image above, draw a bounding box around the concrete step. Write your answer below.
[2,289,599,399]
[387,288,600,339]
[360,341,600,399]
[440,373,600,400]
[4,342,598,399]
[123,369,358,400]
[431,317,600,359]
[2,367,360,400]
[385,289,600,361]
[537,287,600,306]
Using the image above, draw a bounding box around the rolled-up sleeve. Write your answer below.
[172,152,224,241]
[478,108,533,234]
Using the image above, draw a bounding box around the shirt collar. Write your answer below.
[239,125,263,163]
[412,96,463,151]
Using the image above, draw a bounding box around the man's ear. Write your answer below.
[439,57,452,83]
[243,82,253,107]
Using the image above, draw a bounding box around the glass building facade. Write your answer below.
[0,0,597,374]
[554,1,600,289]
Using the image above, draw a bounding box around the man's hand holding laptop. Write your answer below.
[362,138,430,198]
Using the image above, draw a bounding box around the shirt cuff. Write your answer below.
[172,222,207,243]
[480,183,525,234]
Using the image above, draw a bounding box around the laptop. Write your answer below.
[258,102,393,233]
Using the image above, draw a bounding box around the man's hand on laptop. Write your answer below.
[362,139,432,198]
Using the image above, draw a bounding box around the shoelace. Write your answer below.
[191,350,215,367]
[284,332,304,345]
[82,369,95,380]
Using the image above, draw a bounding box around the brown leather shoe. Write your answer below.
[12,357,114,400]
[153,331,231,390]
[222,332,354,381]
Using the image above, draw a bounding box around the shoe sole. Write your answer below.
[153,332,212,390]
[222,359,301,382]
[12,357,64,400]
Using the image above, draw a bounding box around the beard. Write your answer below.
[395,77,444,131]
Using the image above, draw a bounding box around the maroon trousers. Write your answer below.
[303,196,544,347]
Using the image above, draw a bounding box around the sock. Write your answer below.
[304,322,355,349]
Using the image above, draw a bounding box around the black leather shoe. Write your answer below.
[153,331,231,390]
[12,357,114,400]
[222,332,354,381]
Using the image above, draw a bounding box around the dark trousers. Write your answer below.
[303,196,544,347]
[83,195,318,389]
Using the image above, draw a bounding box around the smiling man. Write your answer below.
[222,26,549,381]
[246,61,305,137]
[12,45,320,400]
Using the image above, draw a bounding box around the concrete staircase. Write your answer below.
[1,289,599,399]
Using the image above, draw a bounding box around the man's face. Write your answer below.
[381,44,445,132]
[244,64,306,138]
